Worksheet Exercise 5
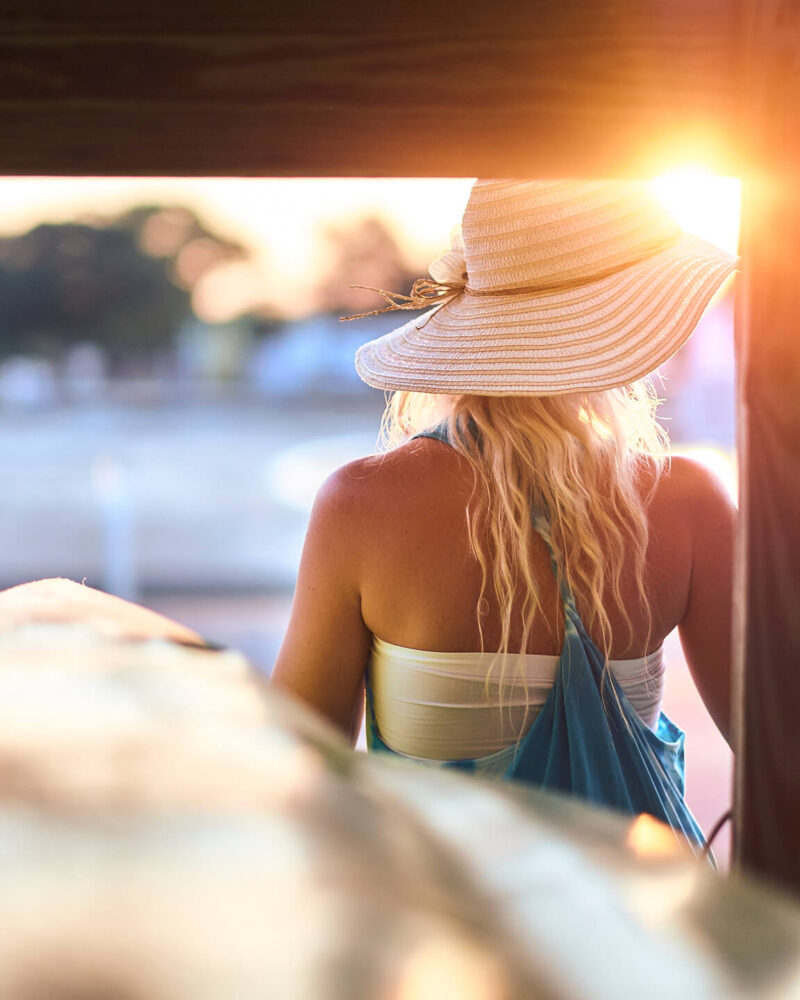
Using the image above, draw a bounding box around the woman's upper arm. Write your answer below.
[270,464,372,744]
[675,458,737,744]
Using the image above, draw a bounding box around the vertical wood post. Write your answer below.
[733,0,800,891]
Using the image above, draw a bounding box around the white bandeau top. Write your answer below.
[368,637,666,761]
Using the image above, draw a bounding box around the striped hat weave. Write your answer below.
[354,179,738,395]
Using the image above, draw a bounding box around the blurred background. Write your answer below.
[0,172,737,859]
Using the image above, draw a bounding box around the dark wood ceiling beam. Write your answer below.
[0,0,741,176]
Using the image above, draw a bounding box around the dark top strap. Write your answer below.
[412,424,452,446]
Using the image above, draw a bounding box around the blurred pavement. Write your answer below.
[0,394,383,594]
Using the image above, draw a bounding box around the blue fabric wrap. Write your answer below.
[365,423,709,853]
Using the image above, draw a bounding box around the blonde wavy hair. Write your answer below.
[381,384,669,723]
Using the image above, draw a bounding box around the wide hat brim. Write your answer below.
[355,233,738,396]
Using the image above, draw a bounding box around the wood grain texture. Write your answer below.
[0,0,740,176]
[734,0,800,893]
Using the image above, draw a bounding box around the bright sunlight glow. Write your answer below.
[651,168,741,255]
[0,172,740,319]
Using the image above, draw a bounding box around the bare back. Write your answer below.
[272,435,735,743]
[358,437,692,658]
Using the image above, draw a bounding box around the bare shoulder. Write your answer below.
[304,448,407,555]
[314,437,463,519]
[655,454,737,517]
[295,438,459,615]
[663,456,736,742]
[311,453,395,523]
[647,454,736,584]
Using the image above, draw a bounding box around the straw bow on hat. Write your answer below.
[352,179,738,396]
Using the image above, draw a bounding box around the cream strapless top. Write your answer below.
[368,637,666,761]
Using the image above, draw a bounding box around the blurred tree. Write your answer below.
[0,207,248,371]
[312,216,424,318]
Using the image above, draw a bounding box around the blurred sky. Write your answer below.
[0,172,739,323]
[0,178,472,321]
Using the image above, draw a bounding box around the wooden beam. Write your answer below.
[0,0,739,176]
[733,0,800,892]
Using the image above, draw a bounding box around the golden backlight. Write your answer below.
[651,168,741,255]
[0,173,740,320]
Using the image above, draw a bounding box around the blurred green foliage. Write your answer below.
[0,206,246,371]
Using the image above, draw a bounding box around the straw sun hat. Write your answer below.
[351,179,739,395]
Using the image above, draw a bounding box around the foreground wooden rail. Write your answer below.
[0,579,797,999]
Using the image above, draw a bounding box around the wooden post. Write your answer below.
[733,0,800,891]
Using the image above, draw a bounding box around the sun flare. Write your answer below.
[0,173,740,319]
[651,168,740,255]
